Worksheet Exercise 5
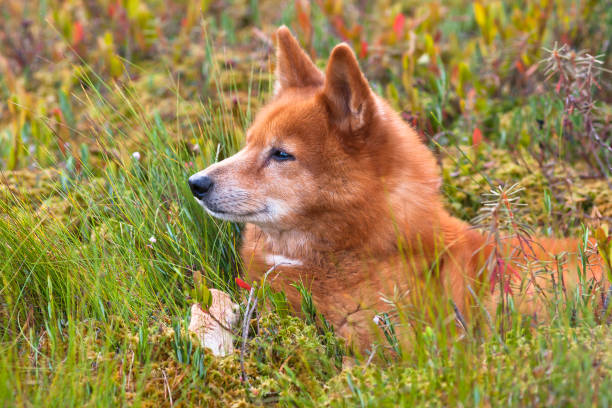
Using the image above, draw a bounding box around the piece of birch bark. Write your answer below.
[188,289,239,357]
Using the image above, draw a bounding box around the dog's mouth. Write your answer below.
[194,197,268,222]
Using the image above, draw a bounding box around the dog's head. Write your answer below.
[189,26,438,233]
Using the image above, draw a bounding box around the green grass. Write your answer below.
[1,0,612,406]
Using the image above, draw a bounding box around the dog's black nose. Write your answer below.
[188,175,213,199]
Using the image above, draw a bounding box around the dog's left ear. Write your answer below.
[321,43,374,134]
[275,26,324,94]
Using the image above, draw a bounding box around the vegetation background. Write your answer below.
[1,0,611,406]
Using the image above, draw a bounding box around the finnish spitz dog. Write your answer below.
[189,27,604,350]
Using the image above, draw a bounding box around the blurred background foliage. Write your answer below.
[1,0,611,232]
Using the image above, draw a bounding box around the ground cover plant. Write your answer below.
[1,0,611,406]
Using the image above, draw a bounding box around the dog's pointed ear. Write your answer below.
[275,26,324,94]
[321,43,374,134]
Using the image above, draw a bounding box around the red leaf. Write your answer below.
[235,278,251,291]
[72,22,84,46]
[393,13,405,38]
[108,2,117,17]
[359,40,368,59]
[51,107,64,121]
[333,16,349,40]
[296,0,312,33]
[472,127,483,146]
[515,60,525,74]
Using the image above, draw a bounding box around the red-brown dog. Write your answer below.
[189,26,604,349]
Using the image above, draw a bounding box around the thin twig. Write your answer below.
[162,369,173,407]
[126,351,135,392]
[362,345,378,374]
[451,300,469,334]
[240,287,258,385]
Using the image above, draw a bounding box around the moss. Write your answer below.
[10,310,342,407]
[442,145,612,235]
[0,168,60,205]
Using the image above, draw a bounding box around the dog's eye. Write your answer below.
[271,149,294,162]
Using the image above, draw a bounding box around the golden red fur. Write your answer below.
[188,26,605,350]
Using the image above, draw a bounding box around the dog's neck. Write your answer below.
[257,215,431,267]
[259,227,326,265]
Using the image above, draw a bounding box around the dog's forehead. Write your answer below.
[247,96,325,145]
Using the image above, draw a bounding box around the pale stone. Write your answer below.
[188,289,240,357]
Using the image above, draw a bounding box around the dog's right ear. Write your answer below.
[274,26,324,94]
[321,43,374,136]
